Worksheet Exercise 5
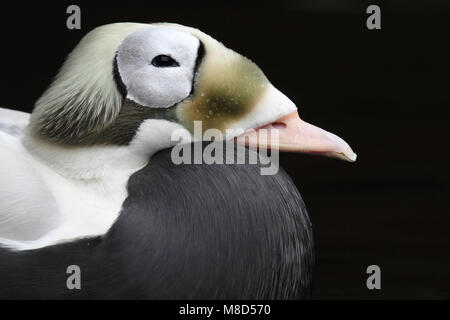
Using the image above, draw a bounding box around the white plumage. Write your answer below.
[0,109,61,241]
[0,109,189,250]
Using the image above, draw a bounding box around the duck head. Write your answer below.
[29,23,356,163]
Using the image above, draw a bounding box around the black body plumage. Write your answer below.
[0,143,314,299]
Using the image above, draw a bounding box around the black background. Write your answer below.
[1,0,449,299]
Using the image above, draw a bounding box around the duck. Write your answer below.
[0,23,356,299]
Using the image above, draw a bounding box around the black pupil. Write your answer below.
[151,55,179,67]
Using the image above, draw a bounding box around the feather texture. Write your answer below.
[0,142,314,299]
[29,23,147,144]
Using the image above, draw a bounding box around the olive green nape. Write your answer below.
[177,56,269,134]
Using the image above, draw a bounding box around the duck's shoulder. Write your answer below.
[0,115,61,243]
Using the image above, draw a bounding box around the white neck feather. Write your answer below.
[22,119,188,183]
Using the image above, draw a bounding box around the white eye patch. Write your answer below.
[116,27,200,108]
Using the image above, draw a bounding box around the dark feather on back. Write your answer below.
[0,142,314,299]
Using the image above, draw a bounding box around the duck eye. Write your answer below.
[151,55,180,67]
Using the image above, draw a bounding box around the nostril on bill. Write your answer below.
[270,122,286,129]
